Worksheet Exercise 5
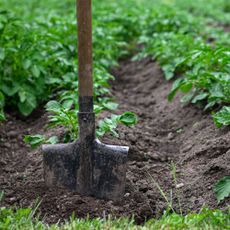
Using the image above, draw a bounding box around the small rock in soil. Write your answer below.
[167,132,175,140]
[3,143,11,148]
[175,183,184,189]
[8,130,19,138]
[124,193,130,197]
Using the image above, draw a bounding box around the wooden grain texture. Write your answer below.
[77,0,93,97]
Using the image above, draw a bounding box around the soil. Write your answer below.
[0,58,229,224]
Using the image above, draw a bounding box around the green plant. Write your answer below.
[0,191,3,202]
[146,163,185,214]
[97,112,138,137]
[24,111,137,148]
[24,135,58,149]
[0,11,51,116]
[133,1,230,127]
[1,0,230,128]
[0,92,5,121]
[1,206,229,230]
[0,201,42,230]
[214,176,230,203]
[24,97,137,147]
[46,100,78,142]
[213,106,230,127]
[171,163,183,215]
[147,171,174,212]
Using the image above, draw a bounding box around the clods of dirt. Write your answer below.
[0,58,229,224]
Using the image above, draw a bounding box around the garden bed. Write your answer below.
[0,58,229,224]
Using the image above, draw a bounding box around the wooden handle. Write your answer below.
[77,0,93,97]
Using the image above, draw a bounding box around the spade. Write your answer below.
[42,0,129,201]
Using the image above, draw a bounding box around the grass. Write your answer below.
[0,206,229,230]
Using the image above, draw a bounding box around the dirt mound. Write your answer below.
[0,58,229,223]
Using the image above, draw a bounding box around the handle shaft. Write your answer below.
[77,0,93,100]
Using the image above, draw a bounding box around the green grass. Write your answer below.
[0,206,229,230]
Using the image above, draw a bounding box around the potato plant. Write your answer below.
[0,0,229,128]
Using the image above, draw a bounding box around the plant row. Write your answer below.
[0,0,229,133]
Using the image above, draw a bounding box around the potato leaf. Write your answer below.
[24,135,46,148]
[46,101,62,113]
[118,112,138,126]
[168,78,184,101]
[0,92,5,108]
[192,93,208,104]
[18,95,37,116]
[213,106,230,128]
[214,176,230,203]
[46,136,59,145]
[0,48,5,60]
[0,110,5,121]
